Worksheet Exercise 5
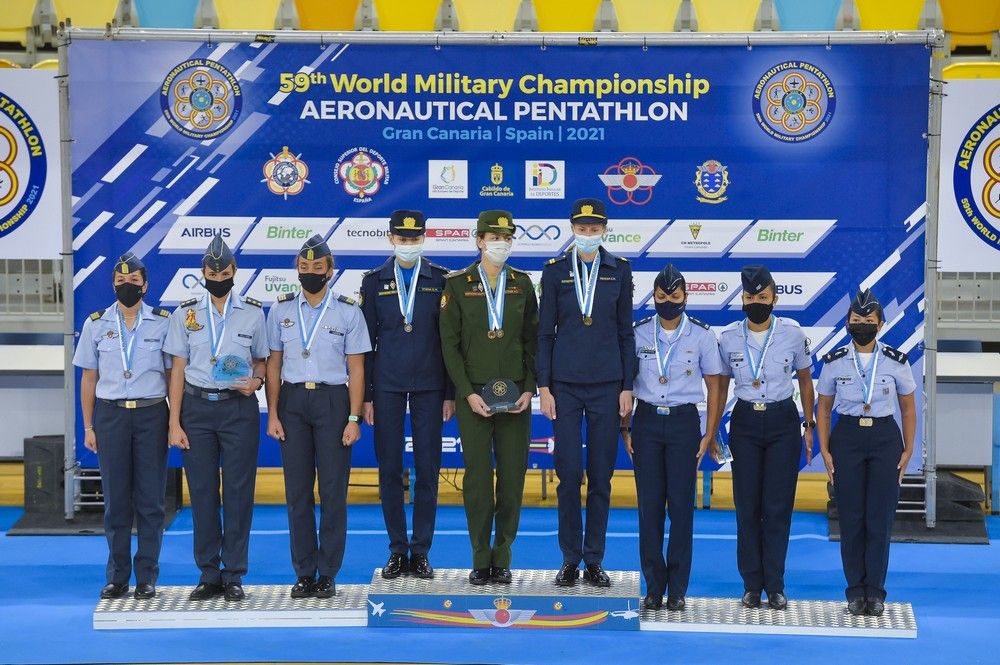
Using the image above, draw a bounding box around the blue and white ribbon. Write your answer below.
[114,306,141,379]
[572,247,600,321]
[296,287,334,357]
[205,294,232,363]
[394,256,421,327]
[478,262,506,335]
[653,313,688,382]
[743,316,776,385]
[853,344,880,409]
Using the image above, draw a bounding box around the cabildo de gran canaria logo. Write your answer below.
[953,102,1000,253]
[0,91,46,239]
[160,59,243,140]
[752,61,835,142]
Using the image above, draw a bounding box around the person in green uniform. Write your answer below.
[439,210,539,586]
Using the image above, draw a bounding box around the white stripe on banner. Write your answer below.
[174,178,219,216]
[207,43,236,62]
[72,211,114,250]
[903,202,927,232]
[126,200,167,234]
[100,144,147,183]
[73,256,105,288]
[900,323,925,355]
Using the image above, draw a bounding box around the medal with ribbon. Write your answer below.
[114,306,141,380]
[205,293,231,365]
[478,262,506,340]
[296,287,334,358]
[743,316,776,390]
[572,247,600,326]
[853,344,879,413]
[394,256,421,333]
[653,313,688,385]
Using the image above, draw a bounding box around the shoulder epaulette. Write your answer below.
[779,316,802,328]
[338,294,357,306]
[152,307,170,318]
[721,320,742,334]
[180,297,199,308]
[362,267,378,277]
[508,266,530,275]
[445,268,467,280]
[687,316,710,330]
[882,346,908,364]
[616,255,629,262]
[89,309,105,321]
[823,347,849,363]
[633,315,653,328]
[243,296,263,308]
[546,254,569,265]
[426,260,450,273]
[277,293,296,303]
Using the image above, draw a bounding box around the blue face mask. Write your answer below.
[574,233,603,255]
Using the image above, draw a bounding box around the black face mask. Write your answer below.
[743,302,774,325]
[847,322,879,346]
[204,276,234,298]
[114,282,144,308]
[655,299,686,321]
[298,272,330,295]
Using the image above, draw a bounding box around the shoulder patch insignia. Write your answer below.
[687,316,710,330]
[89,309,105,321]
[822,347,849,363]
[440,292,449,310]
[277,293,296,303]
[508,266,530,275]
[243,297,263,308]
[445,267,468,280]
[633,315,653,328]
[180,297,199,308]
[152,307,170,318]
[426,260,449,273]
[338,294,356,306]
[882,346,908,364]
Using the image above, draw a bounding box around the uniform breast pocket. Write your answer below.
[670,355,698,381]
[136,335,166,371]
[878,375,896,397]
[96,336,119,354]
[767,353,793,380]
[188,328,210,348]
[728,356,749,382]
[279,325,300,352]
[638,351,659,379]
[324,328,347,353]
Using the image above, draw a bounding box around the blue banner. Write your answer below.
[69,39,929,473]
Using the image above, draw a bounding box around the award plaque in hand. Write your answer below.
[481,378,519,413]
[212,354,252,386]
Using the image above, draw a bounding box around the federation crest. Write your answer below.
[752,61,835,142]
[0,92,47,240]
[334,148,389,203]
[262,146,309,199]
[953,102,1000,256]
[694,160,729,204]
[598,157,661,205]
[160,59,242,140]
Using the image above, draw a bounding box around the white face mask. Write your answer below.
[483,239,512,265]
[574,233,603,255]
[393,242,423,263]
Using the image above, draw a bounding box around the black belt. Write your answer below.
[736,396,794,412]
[839,414,895,427]
[99,397,165,410]
[636,400,697,417]
[283,381,346,391]
[184,382,240,401]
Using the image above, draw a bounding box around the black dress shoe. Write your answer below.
[290,576,316,599]
[223,582,245,602]
[314,576,336,598]
[582,563,611,587]
[468,568,492,585]
[133,583,156,599]
[740,591,762,608]
[100,583,129,600]
[554,563,579,587]
[666,596,686,611]
[491,567,512,584]
[409,553,434,579]
[643,593,663,610]
[188,582,224,601]
[767,592,788,610]
[381,553,409,580]
[847,598,867,616]
[867,599,885,617]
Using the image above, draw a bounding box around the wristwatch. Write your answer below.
[252,376,265,390]
[802,421,816,430]
[348,414,361,423]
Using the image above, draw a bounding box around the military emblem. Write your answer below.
[752,61,835,142]
[280,318,294,328]
[694,160,729,204]
[105,330,119,339]
[160,59,242,140]
[440,293,448,309]
[491,163,504,185]
[598,157,661,206]
[262,146,309,199]
[184,308,204,332]
[0,93,47,240]
[689,223,702,239]
[334,147,389,203]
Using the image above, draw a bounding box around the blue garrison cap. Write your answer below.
[113,251,145,276]
[654,263,685,295]
[741,265,774,295]
[202,234,235,272]
[299,234,331,260]
[850,288,883,320]
[389,210,427,238]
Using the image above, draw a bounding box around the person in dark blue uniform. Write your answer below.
[266,235,371,599]
[621,265,724,611]
[537,198,635,588]
[73,253,172,600]
[717,265,815,610]
[817,289,916,617]
[360,211,455,580]
[164,235,269,602]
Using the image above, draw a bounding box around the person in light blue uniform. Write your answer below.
[817,289,916,617]
[73,252,172,601]
[718,265,815,610]
[266,234,371,599]
[621,265,724,611]
[164,234,269,603]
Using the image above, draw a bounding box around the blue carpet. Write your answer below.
[1,505,997,664]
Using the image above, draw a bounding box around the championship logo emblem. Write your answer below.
[598,157,661,205]
[262,146,309,199]
[752,61,835,142]
[694,160,729,204]
[160,59,242,140]
[953,102,1000,255]
[0,92,47,239]
[334,148,389,203]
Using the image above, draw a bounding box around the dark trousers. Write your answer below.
[831,416,902,602]
[94,400,169,586]
[278,383,351,578]
[728,397,801,595]
[632,402,700,598]
[551,380,621,566]
[181,392,260,585]
[373,389,444,556]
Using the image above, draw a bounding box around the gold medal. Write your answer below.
[583,316,593,326]
[487,330,497,340]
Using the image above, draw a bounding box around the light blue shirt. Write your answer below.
[632,315,723,407]
[266,291,372,385]
[817,342,916,417]
[718,316,812,403]
[163,294,269,389]
[73,301,172,400]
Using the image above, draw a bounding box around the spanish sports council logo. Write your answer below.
[262,146,309,199]
[160,59,243,140]
[334,147,389,203]
[0,91,46,239]
[752,61,835,142]
[694,160,729,204]
[953,102,1000,253]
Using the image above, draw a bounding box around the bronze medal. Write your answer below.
[659,376,667,385]
[583,316,593,326]
[752,379,762,389]
[863,403,871,413]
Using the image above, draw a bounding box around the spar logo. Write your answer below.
[160,59,242,140]
[0,92,46,239]
[953,103,1000,254]
[752,61,835,142]
[334,147,389,203]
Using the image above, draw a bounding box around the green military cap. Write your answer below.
[477,210,515,236]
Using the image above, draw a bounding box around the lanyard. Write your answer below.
[853,345,880,409]
[572,247,600,323]
[114,306,142,379]
[478,263,506,337]
[394,257,421,332]
[296,288,334,358]
[743,316,776,385]
[205,294,232,364]
[653,314,688,384]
